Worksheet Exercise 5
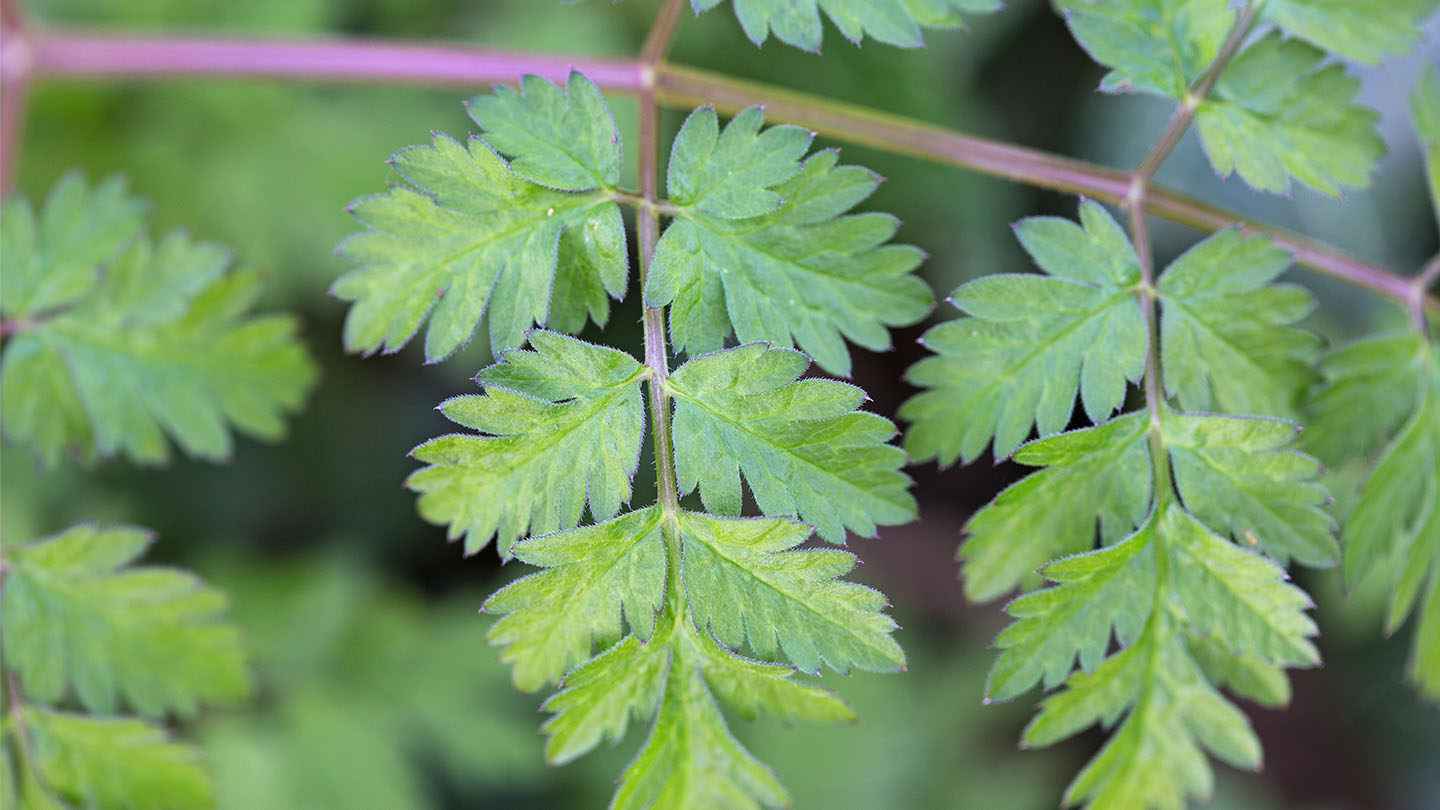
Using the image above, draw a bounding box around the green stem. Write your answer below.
[636,1,687,616]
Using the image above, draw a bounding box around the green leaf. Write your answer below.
[691,629,856,725]
[1026,626,1261,810]
[0,172,146,319]
[465,72,621,191]
[1055,0,1233,97]
[678,511,904,674]
[692,0,941,50]
[1157,229,1320,419]
[1195,32,1384,196]
[668,343,914,543]
[484,508,667,692]
[665,106,811,219]
[611,631,789,810]
[987,525,1157,702]
[961,413,1152,602]
[334,126,623,361]
[901,0,1005,27]
[1,524,250,717]
[1164,412,1336,567]
[1014,505,1317,809]
[20,707,211,810]
[648,111,930,376]
[1263,0,1438,64]
[1304,332,1429,465]
[0,179,315,467]
[540,635,671,766]
[902,200,1146,463]
[1307,333,1440,698]
[1415,67,1440,230]
[407,331,647,556]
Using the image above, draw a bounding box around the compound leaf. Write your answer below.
[1304,332,1429,465]
[678,512,904,675]
[666,106,811,219]
[484,508,667,692]
[407,331,646,556]
[1027,626,1261,810]
[465,72,621,191]
[692,0,1001,50]
[961,413,1152,602]
[1014,505,1317,809]
[902,200,1146,464]
[611,634,788,810]
[1263,0,1438,64]
[0,177,314,467]
[1157,229,1320,419]
[668,343,914,543]
[1,524,249,718]
[20,707,211,810]
[1196,32,1383,197]
[987,526,1157,702]
[1056,0,1232,97]
[1164,411,1336,568]
[1330,338,1440,697]
[540,634,671,766]
[648,110,929,376]
[0,172,146,319]
[334,123,622,362]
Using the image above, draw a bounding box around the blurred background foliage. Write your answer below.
[3,0,1438,807]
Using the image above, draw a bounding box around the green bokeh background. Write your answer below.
[3,0,1438,807]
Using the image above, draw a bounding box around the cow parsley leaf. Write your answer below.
[464,72,622,191]
[16,708,212,810]
[407,331,647,557]
[1012,503,1318,810]
[0,174,315,467]
[334,73,626,362]
[960,412,1153,603]
[1311,333,1440,698]
[647,107,930,377]
[1196,32,1384,197]
[489,513,874,808]
[1,525,250,810]
[1262,0,1439,64]
[678,511,905,674]
[1056,0,1233,97]
[689,0,1000,50]
[668,342,915,543]
[1,524,250,717]
[902,200,1146,464]
[484,507,667,692]
[1056,1,1384,196]
[1157,228,1320,418]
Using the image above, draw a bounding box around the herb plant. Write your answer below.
[1,0,1439,808]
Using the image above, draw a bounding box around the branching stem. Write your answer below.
[4,26,1432,318]
[1132,0,1262,186]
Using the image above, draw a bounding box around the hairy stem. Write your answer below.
[5,26,1435,317]
[636,0,688,625]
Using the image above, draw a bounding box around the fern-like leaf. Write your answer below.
[0,173,315,466]
[689,0,1001,51]
[668,342,915,542]
[648,107,930,376]
[1,525,249,717]
[334,73,626,361]
[1056,0,1384,196]
[407,331,647,556]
